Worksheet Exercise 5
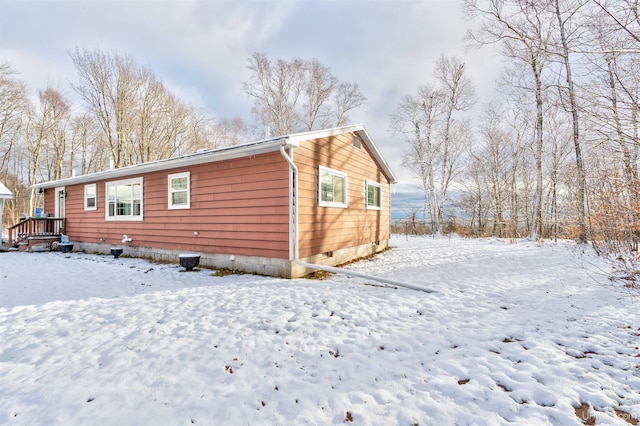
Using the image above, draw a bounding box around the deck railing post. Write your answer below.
[7,217,65,248]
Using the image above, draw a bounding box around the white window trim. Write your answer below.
[105,177,144,221]
[84,183,97,211]
[319,166,348,208]
[366,180,382,210]
[168,172,191,210]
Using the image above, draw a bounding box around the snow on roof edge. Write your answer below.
[0,181,13,198]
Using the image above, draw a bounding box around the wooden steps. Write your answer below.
[18,236,61,252]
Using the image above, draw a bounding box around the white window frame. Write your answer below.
[366,180,382,210]
[168,172,190,210]
[105,177,143,221]
[84,183,97,211]
[319,166,348,208]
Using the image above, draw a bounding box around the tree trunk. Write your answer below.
[554,0,587,243]
[529,58,544,241]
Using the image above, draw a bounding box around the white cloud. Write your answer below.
[0,0,501,185]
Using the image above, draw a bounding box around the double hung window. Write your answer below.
[84,184,97,210]
[168,172,190,209]
[366,181,382,210]
[106,177,143,220]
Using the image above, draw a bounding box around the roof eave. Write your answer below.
[0,182,13,197]
[354,127,398,184]
[32,124,398,189]
[32,138,287,189]
[285,124,398,184]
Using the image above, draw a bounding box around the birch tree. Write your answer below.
[243,53,305,136]
[70,48,146,168]
[71,48,220,168]
[390,85,443,232]
[470,104,513,237]
[434,55,476,228]
[0,62,28,174]
[70,113,106,175]
[0,62,29,225]
[391,55,474,234]
[333,82,367,127]
[39,88,71,181]
[243,53,366,135]
[302,59,338,131]
[580,8,640,251]
[592,0,640,47]
[550,0,588,242]
[212,117,251,147]
[465,0,553,240]
[24,87,72,212]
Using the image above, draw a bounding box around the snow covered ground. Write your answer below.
[1,235,639,425]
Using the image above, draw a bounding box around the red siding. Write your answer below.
[49,152,291,259]
[42,132,392,265]
[295,132,391,258]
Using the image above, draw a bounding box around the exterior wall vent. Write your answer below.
[352,133,362,149]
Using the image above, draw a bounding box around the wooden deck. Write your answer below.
[8,217,66,249]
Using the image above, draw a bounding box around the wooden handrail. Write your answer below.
[8,217,66,247]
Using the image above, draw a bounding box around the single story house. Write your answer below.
[31,124,397,278]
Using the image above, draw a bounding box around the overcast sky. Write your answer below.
[0,0,502,202]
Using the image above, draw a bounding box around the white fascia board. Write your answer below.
[285,124,365,146]
[285,124,398,184]
[32,123,399,189]
[353,126,398,184]
[32,138,287,190]
[0,181,13,199]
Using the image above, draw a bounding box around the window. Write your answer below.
[366,181,382,210]
[84,184,97,211]
[319,166,347,208]
[106,177,143,220]
[168,172,190,209]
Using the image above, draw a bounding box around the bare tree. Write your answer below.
[23,87,72,213]
[133,74,167,163]
[503,101,533,237]
[464,101,537,238]
[550,0,589,242]
[333,82,367,127]
[391,85,443,233]
[243,53,305,136]
[0,62,30,226]
[243,52,366,135]
[465,0,554,240]
[25,91,48,214]
[542,99,574,240]
[0,62,28,174]
[434,55,476,228]
[212,117,251,147]
[470,104,513,237]
[302,59,338,130]
[71,48,221,168]
[39,88,71,181]
[462,152,490,235]
[579,9,640,252]
[70,113,107,174]
[391,54,474,235]
[592,0,640,46]
[70,48,148,168]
